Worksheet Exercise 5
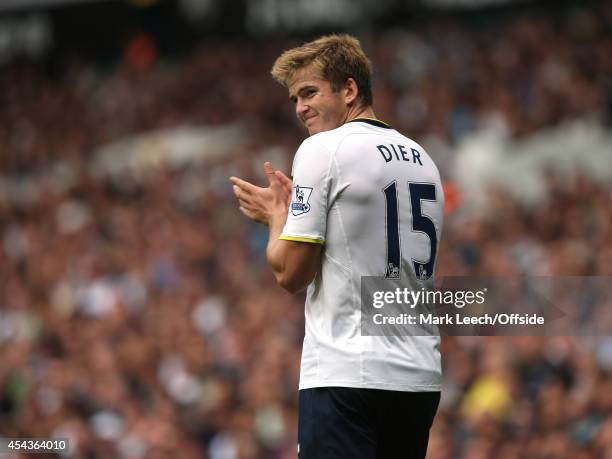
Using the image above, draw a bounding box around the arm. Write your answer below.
[230,163,321,293]
[266,214,321,293]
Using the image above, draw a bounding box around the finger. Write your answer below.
[230,177,260,194]
[275,170,292,187]
[233,189,251,209]
[274,170,292,184]
[237,196,255,208]
[230,176,257,192]
[263,162,279,186]
[233,184,254,202]
[274,172,291,195]
[281,176,293,196]
[239,206,256,219]
[238,202,256,213]
[239,206,265,224]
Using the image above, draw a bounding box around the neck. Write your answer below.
[344,104,376,124]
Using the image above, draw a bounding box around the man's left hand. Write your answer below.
[229,162,290,225]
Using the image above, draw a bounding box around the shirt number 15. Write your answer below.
[382,182,438,280]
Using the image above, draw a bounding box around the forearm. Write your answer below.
[266,211,289,280]
[266,215,321,293]
[230,163,316,291]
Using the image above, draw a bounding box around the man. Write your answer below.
[230,34,443,459]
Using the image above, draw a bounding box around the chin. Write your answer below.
[307,124,324,136]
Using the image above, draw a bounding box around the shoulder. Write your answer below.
[298,124,360,155]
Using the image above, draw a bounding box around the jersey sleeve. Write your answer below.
[280,138,332,245]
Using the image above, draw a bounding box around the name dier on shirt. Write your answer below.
[377,144,423,165]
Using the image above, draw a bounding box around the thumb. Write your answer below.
[263,162,278,186]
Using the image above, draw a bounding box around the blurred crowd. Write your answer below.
[1,0,612,458]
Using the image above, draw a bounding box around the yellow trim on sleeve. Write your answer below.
[279,236,325,245]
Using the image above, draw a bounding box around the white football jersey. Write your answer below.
[281,118,444,392]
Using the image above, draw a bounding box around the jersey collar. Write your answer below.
[347,117,392,129]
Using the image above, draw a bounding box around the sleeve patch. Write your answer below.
[290,185,313,216]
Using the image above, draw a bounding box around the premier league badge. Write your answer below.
[291,185,313,216]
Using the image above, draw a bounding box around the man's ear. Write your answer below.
[343,78,359,105]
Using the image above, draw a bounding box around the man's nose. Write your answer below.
[296,100,308,118]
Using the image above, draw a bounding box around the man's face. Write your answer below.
[288,66,348,136]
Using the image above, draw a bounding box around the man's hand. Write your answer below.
[230,162,319,293]
[229,162,291,225]
[274,169,293,207]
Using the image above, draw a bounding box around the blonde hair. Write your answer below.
[270,34,373,106]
